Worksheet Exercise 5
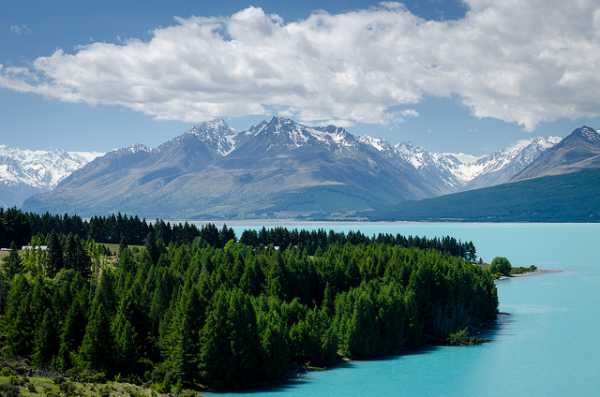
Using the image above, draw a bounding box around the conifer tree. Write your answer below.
[32,309,58,367]
[79,272,116,372]
[57,297,87,370]
[78,302,114,372]
[4,275,33,356]
[2,242,22,279]
[145,232,160,264]
[46,232,63,277]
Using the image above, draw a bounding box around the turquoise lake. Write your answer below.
[201,222,600,397]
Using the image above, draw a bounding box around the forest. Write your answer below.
[0,210,497,393]
[0,208,477,259]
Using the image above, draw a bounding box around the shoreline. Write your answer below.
[496,268,561,281]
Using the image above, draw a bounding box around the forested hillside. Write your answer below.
[370,169,600,222]
[0,211,497,392]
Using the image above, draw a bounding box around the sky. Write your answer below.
[1,0,600,155]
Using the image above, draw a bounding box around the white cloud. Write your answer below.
[9,24,31,35]
[2,1,600,129]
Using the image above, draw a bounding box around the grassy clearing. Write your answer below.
[102,243,143,256]
[0,374,188,396]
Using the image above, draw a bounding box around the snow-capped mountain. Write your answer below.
[188,119,238,156]
[359,135,561,193]
[15,117,572,218]
[24,117,433,218]
[513,126,600,181]
[0,145,102,207]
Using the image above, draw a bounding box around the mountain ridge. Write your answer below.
[512,126,600,181]
[0,145,101,207]
[11,119,590,219]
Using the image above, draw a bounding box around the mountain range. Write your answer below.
[0,146,101,208]
[15,117,579,219]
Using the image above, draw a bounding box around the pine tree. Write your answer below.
[64,234,78,270]
[4,275,33,356]
[46,232,63,277]
[78,302,114,372]
[57,297,87,370]
[199,289,261,388]
[144,232,160,264]
[78,272,116,372]
[2,242,22,279]
[163,276,203,387]
[32,309,58,367]
[112,308,138,374]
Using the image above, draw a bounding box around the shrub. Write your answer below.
[0,383,20,397]
[490,257,512,276]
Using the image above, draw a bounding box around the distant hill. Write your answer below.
[513,126,600,181]
[369,169,600,222]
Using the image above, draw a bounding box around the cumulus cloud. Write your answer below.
[9,24,31,35]
[2,1,600,129]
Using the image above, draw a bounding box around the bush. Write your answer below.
[490,257,512,276]
[8,375,26,386]
[446,328,487,346]
[59,381,77,395]
[0,383,20,397]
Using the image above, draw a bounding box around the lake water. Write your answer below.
[201,222,600,397]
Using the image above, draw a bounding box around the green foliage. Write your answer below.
[0,225,497,392]
[46,232,63,277]
[490,257,512,276]
[2,242,22,280]
[373,169,600,222]
[446,327,487,346]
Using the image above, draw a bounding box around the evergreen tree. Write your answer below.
[46,232,63,277]
[2,242,22,279]
[3,275,33,356]
[145,232,160,264]
[163,278,202,387]
[199,289,261,388]
[32,309,58,367]
[78,272,115,372]
[78,302,114,372]
[57,296,87,370]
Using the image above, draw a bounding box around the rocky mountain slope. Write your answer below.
[24,118,432,218]
[512,126,600,181]
[16,119,579,219]
[0,146,101,207]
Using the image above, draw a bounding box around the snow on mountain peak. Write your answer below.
[358,133,561,185]
[250,117,356,150]
[572,125,600,142]
[438,136,561,183]
[359,136,392,152]
[189,119,237,156]
[0,145,102,189]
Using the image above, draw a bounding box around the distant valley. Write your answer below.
[3,119,598,220]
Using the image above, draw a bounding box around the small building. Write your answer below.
[21,245,48,251]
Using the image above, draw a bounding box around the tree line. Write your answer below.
[0,227,497,392]
[0,208,477,261]
[240,227,477,260]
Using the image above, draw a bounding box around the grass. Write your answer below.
[0,374,185,397]
[102,243,143,256]
[510,265,538,275]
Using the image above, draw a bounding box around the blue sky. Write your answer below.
[1,0,599,154]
